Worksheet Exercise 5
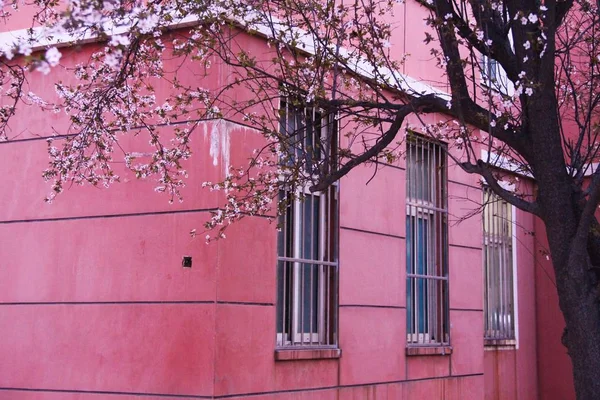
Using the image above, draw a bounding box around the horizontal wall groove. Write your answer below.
[450,308,484,312]
[0,387,210,398]
[0,207,219,225]
[217,301,274,307]
[448,243,482,251]
[339,304,405,309]
[0,300,274,307]
[0,117,257,145]
[0,374,484,399]
[339,226,405,239]
[0,208,276,225]
[0,133,73,144]
[0,301,214,306]
[365,162,405,172]
[447,179,481,190]
[215,373,485,398]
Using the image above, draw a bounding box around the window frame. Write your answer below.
[276,100,339,349]
[482,186,518,345]
[405,135,450,347]
[480,31,515,96]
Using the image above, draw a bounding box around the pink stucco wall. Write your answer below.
[0,129,537,399]
[0,3,565,399]
[0,128,493,399]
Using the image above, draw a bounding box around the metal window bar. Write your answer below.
[276,101,338,348]
[483,188,515,340]
[406,136,449,346]
[276,188,338,347]
[482,55,500,83]
[279,100,324,175]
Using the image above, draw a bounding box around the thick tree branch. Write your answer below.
[310,94,447,192]
[555,0,575,27]
[466,0,519,81]
[429,0,533,164]
[461,159,541,215]
[434,0,472,106]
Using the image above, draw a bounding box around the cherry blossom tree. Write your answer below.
[1,0,600,397]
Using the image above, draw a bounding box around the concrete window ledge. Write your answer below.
[274,348,341,361]
[484,338,517,349]
[406,346,453,356]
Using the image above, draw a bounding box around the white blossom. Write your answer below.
[138,14,160,34]
[36,61,51,75]
[109,34,131,47]
[528,13,539,23]
[18,39,32,56]
[104,49,123,68]
[45,47,62,67]
[0,42,14,60]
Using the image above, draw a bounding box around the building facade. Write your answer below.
[0,3,575,400]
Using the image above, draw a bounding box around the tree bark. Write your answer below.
[538,177,600,400]
[525,74,600,398]
[550,229,600,400]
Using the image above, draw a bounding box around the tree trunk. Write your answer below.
[554,238,600,400]
[543,208,600,400]
[527,83,600,399]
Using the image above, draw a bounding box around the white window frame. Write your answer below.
[481,31,515,96]
[276,99,338,348]
[481,55,515,96]
[482,187,517,345]
[276,189,336,346]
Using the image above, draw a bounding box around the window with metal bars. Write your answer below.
[278,100,327,175]
[406,136,449,346]
[276,101,338,348]
[483,187,515,342]
[481,56,502,84]
[480,31,514,95]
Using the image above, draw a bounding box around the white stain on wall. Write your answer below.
[203,119,256,177]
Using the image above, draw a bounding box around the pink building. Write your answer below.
[0,4,575,400]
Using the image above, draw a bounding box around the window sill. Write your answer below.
[484,338,516,349]
[274,348,341,361]
[406,346,453,356]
